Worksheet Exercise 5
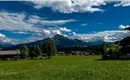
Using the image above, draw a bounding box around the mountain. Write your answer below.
[3,34,89,50]
[88,41,112,46]
[4,38,49,50]
[0,44,14,49]
[1,34,115,50]
[53,34,88,48]
[120,37,130,46]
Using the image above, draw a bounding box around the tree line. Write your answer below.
[20,38,57,59]
[101,42,130,60]
[20,38,130,60]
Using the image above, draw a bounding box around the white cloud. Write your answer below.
[114,1,130,7]
[0,11,75,32]
[27,16,76,26]
[30,0,106,13]
[81,23,87,26]
[72,32,76,35]
[0,11,76,44]
[16,27,73,44]
[39,19,76,26]
[51,30,61,35]
[104,0,122,3]
[0,12,40,32]
[60,27,71,32]
[71,30,130,42]
[118,25,129,29]
[10,27,73,44]
[0,34,15,44]
[0,33,5,38]
[42,29,51,36]
[13,31,29,34]
[39,27,72,36]
[30,0,130,13]
[2,38,12,43]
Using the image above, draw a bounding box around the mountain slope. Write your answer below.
[53,34,88,48]
[0,44,14,49]
[4,35,88,50]
[120,37,130,46]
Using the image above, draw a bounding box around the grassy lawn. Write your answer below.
[0,56,130,80]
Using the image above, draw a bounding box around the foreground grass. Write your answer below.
[0,56,130,80]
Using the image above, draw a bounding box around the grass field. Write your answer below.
[0,56,130,80]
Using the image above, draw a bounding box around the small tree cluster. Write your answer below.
[120,45,130,54]
[20,38,57,59]
[20,45,42,59]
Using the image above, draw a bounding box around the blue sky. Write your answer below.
[1,0,130,44]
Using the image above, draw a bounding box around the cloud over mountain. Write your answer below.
[118,25,130,29]
[0,1,130,45]
[71,30,130,42]
[0,11,76,44]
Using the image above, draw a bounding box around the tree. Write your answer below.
[29,46,36,59]
[108,48,114,55]
[101,43,108,56]
[42,39,57,59]
[120,46,130,54]
[20,45,29,59]
[34,45,42,56]
[29,45,42,59]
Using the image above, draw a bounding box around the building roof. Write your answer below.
[0,50,20,56]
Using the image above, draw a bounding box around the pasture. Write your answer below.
[0,56,130,80]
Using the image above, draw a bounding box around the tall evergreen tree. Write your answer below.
[29,46,36,59]
[42,39,57,59]
[101,43,107,56]
[35,45,42,56]
[20,45,29,58]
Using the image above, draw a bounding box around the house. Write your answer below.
[0,50,20,60]
[71,51,89,56]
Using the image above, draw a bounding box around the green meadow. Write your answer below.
[0,56,130,80]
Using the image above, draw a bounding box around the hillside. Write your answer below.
[120,37,130,46]
[4,34,89,50]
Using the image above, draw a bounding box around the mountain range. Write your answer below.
[120,37,130,46]
[0,34,119,50]
[2,34,89,50]
[0,44,14,49]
